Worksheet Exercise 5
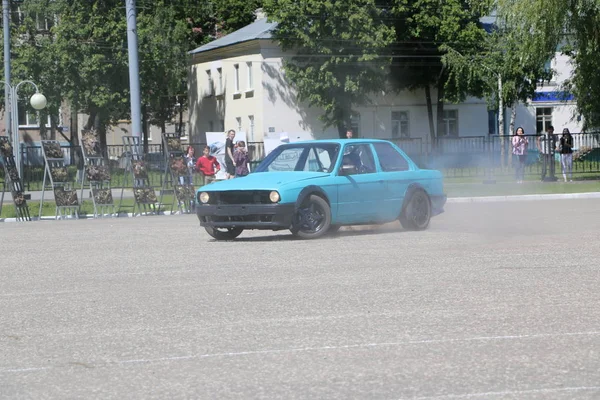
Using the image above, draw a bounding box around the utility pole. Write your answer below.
[3,0,11,140]
[125,0,142,139]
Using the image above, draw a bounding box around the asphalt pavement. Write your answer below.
[1,199,600,399]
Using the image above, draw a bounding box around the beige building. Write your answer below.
[188,17,340,144]
[187,15,586,152]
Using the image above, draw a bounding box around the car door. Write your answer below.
[333,143,386,223]
[372,142,416,220]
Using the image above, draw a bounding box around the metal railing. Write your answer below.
[6,133,600,191]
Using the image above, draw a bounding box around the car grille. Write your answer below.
[211,190,272,205]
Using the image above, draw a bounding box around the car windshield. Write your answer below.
[255,143,341,173]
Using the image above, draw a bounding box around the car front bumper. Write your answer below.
[196,203,296,230]
[431,194,447,216]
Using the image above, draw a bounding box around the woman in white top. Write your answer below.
[512,127,528,184]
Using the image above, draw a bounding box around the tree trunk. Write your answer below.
[509,104,516,136]
[436,83,445,141]
[425,85,436,148]
[337,123,346,139]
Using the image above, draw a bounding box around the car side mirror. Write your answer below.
[340,164,357,176]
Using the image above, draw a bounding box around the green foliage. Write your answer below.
[6,0,264,141]
[495,0,600,129]
[265,0,493,137]
[264,0,395,135]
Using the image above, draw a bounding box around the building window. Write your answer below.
[536,107,553,133]
[216,68,223,95]
[205,70,214,97]
[35,13,55,31]
[442,110,458,137]
[350,113,360,137]
[208,121,214,132]
[246,62,253,90]
[391,111,409,138]
[235,117,242,132]
[248,115,255,141]
[18,103,52,127]
[233,64,240,93]
[219,119,225,132]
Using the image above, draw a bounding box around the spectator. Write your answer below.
[512,127,528,184]
[346,128,354,139]
[537,125,556,181]
[179,145,195,185]
[225,129,236,179]
[234,141,250,177]
[559,128,574,182]
[195,146,220,185]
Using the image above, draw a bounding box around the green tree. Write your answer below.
[263,0,396,137]
[495,0,600,129]
[388,0,491,141]
[9,0,264,152]
[264,0,492,139]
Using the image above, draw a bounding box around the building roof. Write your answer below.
[189,15,497,55]
[189,18,277,55]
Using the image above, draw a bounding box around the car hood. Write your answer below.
[198,172,328,191]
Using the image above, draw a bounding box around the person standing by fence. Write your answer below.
[225,130,237,179]
[234,141,250,177]
[559,128,574,182]
[512,127,528,184]
[180,146,196,185]
[195,146,220,185]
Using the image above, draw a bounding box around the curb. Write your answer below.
[447,192,600,203]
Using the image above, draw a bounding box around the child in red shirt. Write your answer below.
[195,146,220,184]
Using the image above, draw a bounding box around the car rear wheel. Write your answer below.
[291,195,331,239]
[205,226,244,240]
[399,190,431,231]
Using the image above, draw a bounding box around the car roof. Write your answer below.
[284,139,393,145]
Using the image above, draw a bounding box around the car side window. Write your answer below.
[341,144,377,175]
[373,143,410,172]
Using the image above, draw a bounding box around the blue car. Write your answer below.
[196,139,446,240]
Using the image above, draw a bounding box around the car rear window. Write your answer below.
[373,143,410,172]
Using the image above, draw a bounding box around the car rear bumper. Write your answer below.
[196,203,295,230]
[431,194,447,216]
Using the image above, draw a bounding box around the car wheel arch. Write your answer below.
[400,183,430,213]
[295,185,330,209]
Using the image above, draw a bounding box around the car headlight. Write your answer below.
[269,191,280,203]
[199,192,210,204]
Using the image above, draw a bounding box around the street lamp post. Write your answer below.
[1,80,47,177]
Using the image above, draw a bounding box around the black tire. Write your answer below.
[291,194,331,239]
[399,189,431,231]
[205,226,244,240]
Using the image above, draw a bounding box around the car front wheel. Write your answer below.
[291,195,331,239]
[205,226,244,240]
[399,190,431,231]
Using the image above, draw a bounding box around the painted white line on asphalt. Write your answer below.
[1,367,50,373]
[0,290,89,297]
[2,330,599,374]
[406,385,600,399]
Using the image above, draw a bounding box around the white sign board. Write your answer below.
[205,131,247,180]
[263,132,314,157]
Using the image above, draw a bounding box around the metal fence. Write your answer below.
[5,133,600,191]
